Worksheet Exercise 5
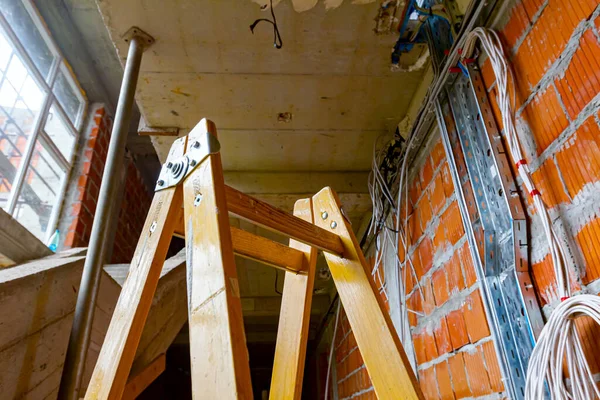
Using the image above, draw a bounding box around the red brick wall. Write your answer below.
[332,1,600,399]
[334,139,505,399]
[60,104,152,263]
[482,0,600,374]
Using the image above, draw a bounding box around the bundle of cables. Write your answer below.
[460,28,600,400]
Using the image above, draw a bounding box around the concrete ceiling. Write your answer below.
[70,0,428,344]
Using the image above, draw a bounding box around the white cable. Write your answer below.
[461,28,600,400]
[324,301,341,400]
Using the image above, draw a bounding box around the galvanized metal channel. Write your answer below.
[435,64,544,399]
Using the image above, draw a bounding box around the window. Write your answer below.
[0,0,86,242]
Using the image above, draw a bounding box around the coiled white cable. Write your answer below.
[461,28,599,400]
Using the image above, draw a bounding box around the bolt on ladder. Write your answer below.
[83,119,423,400]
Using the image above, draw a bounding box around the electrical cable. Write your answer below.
[250,0,283,49]
[324,301,341,400]
[460,27,599,400]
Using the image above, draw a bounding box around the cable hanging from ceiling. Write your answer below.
[460,27,600,400]
[250,0,283,49]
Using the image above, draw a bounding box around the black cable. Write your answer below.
[250,0,283,49]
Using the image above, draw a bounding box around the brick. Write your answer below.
[405,263,416,294]
[432,268,449,306]
[435,360,455,400]
[419,366,440,400]
[481,341,505,392]
[432,220,447,253]
[446,310,469,350]
[431,139,446,169]
[411,246,424,280]
[480,58,496,90]
[521,86,570,155]
[407,292,423,327]
[423,279,437,315]
[421,158,434,189]
[574,315,600,374]
[531,253,559,305]
[413,332,427,365]
[555,117,600,198]
[487,86,505,131]
[575,217,600,284]
[410,179,422,206]
[463,347,492,396]
[522,0,544,19]
[423,330,439,362]
[459,242,478,287]
[418,236,434,276]
[447,252,466,295]
[448,353,471,398]
[429,172,446,216]
[441,201,464,245]
[531,157,570,208]
[555,30,600,119]
[462,290,491,342]
[418,194,434,232]
[434,317,452,356]
[500,0,532,50]
[70,202,82,217]
[461,179,479,223]
[440,162,454,197]
[513,0,593,93]
[64,230,76,247]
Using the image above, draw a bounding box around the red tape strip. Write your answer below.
[561,296,569,302]
[530,189,541,197]
[516,159,527,168]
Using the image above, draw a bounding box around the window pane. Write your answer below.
[45,103,75,159]
[0,42,44,208]
[13,140,64,240]
[53,68,82,125]
[0,31,11,73]
[0,0,55,80]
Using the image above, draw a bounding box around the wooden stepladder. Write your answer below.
[84,119,423,400]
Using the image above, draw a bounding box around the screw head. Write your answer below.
[166,162,173,169]
[190,160,197,167]
[321,211,328,220]
[192,141,201,149]
[157,179,165,186]
[194,194,203,206]
[150,221,157,233]
[330,221,337,229]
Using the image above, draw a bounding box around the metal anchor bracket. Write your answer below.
[155,121,221,192]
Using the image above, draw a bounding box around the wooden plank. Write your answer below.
[270,199,318,400]
[0,208,52,267]
[122,354,166,400]
[175,213,307,273]
[182,119,253,399]
[225,185,344,256]
[230,227,305,273]
[312,187,423,400]
[85,138,186,400]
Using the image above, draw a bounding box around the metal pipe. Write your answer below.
[58,35,145,400]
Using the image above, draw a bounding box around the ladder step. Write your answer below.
[225,185,344,256]
[175,216,309,273]
[230,227,306,273]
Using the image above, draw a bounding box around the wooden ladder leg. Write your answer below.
[270,199,318,400]
[312,187,424,400]
[182,119,253,399]
[85,141,186,400]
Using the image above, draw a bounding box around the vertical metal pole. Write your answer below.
[58,34,147,400]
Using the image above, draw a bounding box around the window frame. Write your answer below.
[0,0,87,243]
